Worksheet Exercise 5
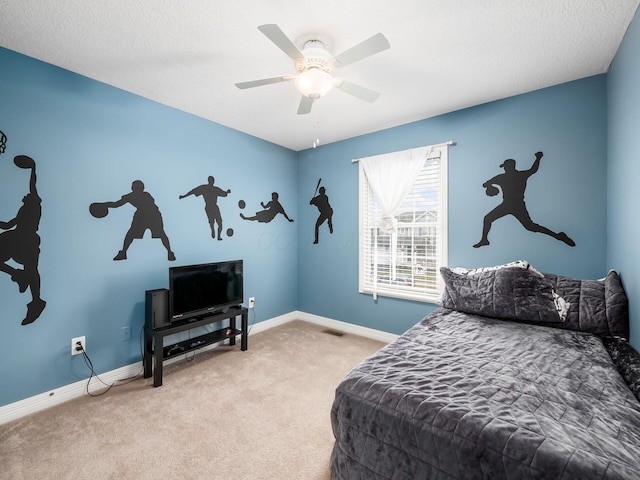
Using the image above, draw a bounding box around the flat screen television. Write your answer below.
[169,260,243,322]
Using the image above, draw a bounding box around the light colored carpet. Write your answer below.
[0,320,386,479]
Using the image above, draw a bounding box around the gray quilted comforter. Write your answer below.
[330,309,640,479]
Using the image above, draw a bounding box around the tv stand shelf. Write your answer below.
[143,306,248,387]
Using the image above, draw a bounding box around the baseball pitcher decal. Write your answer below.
[0,142,47,325]
[90,180,176,261]
[473,151,575,248]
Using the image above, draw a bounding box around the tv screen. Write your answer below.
[169,260,243,321]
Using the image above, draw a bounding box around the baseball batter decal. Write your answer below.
[473,151,575,248]
[90,180,176,261]
[309,178,333,244]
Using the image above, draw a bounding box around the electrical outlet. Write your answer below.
[249,297,255,309]
[121,326,131,341]
[71,336,86,356]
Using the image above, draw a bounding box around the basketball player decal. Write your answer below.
[474,151,575,248]
[0,131,47,325]
[90,180,176,261]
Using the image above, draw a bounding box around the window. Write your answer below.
[358,143,449,303]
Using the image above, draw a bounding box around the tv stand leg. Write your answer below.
[153,336,164,387]
[241,311,248,351]
[143,328,153,379]
[229,315,236,347]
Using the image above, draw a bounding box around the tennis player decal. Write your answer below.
[0,137,47,325]
[473,151,575,248]
[90,180,176,261]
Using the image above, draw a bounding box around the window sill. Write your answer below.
[360,288,441,305]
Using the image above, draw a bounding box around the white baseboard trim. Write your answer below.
[247,310,299,335]
[0,362,142,426]
[295,311,399,343]
[0,311,395,425]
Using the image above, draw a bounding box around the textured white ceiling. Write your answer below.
[1,0,638,151]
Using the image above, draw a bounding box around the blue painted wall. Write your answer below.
[608,7,640,349]
[0,48,298,406]
[1,24,628,407]
[297,76,608,335]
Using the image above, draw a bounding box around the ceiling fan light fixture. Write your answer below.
[237,25,389,115]
[294,68,334,99]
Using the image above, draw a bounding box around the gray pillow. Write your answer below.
[440,266,563,323]
[543,270,629,338]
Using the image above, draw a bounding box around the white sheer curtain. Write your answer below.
[357,145,433,299]
[358,145,432,233]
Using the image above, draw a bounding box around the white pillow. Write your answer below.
[450,260,543,277]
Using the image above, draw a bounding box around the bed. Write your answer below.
[330,262,640,479]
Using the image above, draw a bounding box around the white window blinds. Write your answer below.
[357,142,449,303]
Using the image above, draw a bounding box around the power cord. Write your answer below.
[77,325,145,397]
[248,305,256,335]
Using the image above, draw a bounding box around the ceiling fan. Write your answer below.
[235,24,390,115]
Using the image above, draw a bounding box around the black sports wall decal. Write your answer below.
[473,151,575,248]
[0,150,47,325]
[179,176,232,240]
[240,192,294,223]
[90,180,176,261]
[309,179,333,244]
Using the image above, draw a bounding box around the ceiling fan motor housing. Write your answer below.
[296,40,333,73]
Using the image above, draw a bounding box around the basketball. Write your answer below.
[238,200,246,209]
[14,155,35,169]
[485,185,499,197]
[89,202,109,218]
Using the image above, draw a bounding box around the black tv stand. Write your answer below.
[143,305,248,387]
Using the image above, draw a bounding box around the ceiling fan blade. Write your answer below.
[235,76,294,89]
[335,80,381,103]
[297,95,314,115]
[258,24,305,63]
[331,32,390,67]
